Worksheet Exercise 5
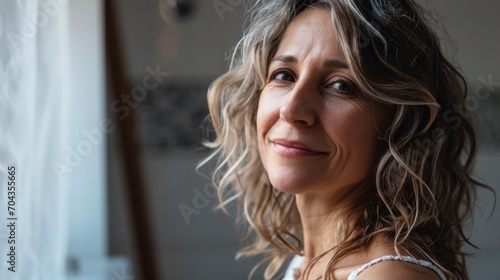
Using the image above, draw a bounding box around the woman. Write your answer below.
[200,0,490,279]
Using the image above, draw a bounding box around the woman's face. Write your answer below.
[257,7,392,195]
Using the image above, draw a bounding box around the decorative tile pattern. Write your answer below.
[135,79,211,153]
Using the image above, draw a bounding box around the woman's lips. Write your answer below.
[271,139,328,157]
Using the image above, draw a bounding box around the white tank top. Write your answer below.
[282,255,447,280]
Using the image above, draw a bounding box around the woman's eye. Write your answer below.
[329,80,355,94]
[271,70,295,82]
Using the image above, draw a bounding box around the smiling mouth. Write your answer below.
[271,139,328,157]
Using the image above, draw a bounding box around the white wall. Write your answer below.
[66,0,110,279]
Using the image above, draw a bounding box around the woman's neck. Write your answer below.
[295,181,371,262]
[298,197,339,260]
[294,182,400,279]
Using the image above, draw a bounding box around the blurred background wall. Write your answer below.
[107,0,500,279]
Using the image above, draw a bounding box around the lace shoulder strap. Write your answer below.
[347,255,446,280]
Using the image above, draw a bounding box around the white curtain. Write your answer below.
[0,0,70,279]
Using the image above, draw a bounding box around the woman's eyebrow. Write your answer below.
[271,55,349,69]
[271,55,298,64]
[324,59,349,69]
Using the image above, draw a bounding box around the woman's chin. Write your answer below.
[269,178,311,194]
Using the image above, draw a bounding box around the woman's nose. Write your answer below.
[279,81,317,126]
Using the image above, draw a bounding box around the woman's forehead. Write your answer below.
[273,7,346,64]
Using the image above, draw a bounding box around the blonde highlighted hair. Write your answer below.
[200,0,491,279]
